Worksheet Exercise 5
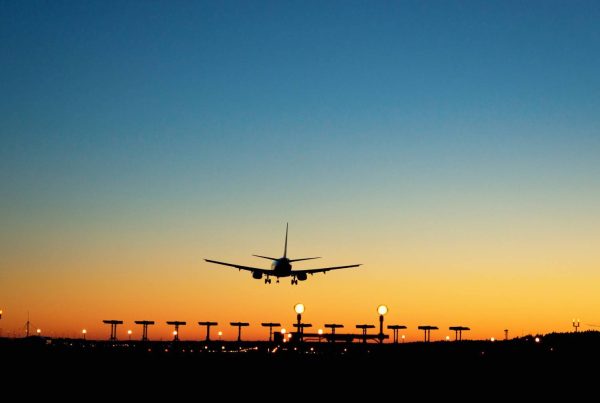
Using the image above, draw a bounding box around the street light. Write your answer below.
[36,328,41,336]
[401,334,405,343]
[377,304,388,343]
[318,328,323,342]
[127,329,132,341]
[218,331,223,340]
[82,329,87,340]
[294,303,304,342]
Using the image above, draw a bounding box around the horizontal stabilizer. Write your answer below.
[253,254,278,261]
[289,257,321,262]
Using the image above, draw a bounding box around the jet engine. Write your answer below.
[297,272,307,281]
[252,272,262,280]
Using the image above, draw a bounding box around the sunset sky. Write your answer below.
[1,0,600,342]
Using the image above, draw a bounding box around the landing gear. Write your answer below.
[264,278,272,284]
[291,279,298,285]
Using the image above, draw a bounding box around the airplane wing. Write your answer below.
[293,264,361,275]
[205,259,273,275]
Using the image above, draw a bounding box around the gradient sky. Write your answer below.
[1,0,600,342]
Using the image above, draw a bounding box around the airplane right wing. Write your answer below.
[204,259,273,275]
[293,264,361,275]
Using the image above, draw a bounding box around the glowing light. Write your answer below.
[218,331,223,336]
[127,330,132,335]
[490,337,495,342]
[280,328,287,334]
[535,337,540,343]
[36,328,41,334]
[377,305,388,316]
[445,336,450,341]
[287,334,292,339]
[294,303,305,314]
[82,329,87,334]
[173,331,178,336]
[401,335,405,341]
[318,329,323,335]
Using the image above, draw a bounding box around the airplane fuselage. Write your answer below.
[271,258,292,277]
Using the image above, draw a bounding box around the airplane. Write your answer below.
[205,224,361,285]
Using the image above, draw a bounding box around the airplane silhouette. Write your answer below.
[205,224,361,285]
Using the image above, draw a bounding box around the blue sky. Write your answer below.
[1,1,600,337]
[2,0,599,238]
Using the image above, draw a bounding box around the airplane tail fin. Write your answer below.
[289,257,321,262]
[284,223,288,258]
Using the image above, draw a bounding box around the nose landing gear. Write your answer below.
[264,278,272,284]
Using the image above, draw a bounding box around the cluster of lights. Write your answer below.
[22,303,565,344]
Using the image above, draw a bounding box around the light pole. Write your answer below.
[127,329,132,341]
[377,305,388,343]
[318,328,323,342]
[218,331,223,341]
[294,303,305,342]
[261,322,281,342]
[166,321,187,342]
[572,319,580,333]
[82,329,87,340]
[387,325,407,343]
[199,322,219,341]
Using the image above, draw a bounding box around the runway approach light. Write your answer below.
[377,305,388,316]
[294,303,305,314]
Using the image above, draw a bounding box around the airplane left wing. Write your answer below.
[293,264,361,275]
[205,259,273,275]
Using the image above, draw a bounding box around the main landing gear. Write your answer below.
[264,278,272,284]
[291,278,298,285]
